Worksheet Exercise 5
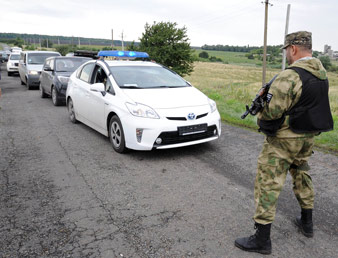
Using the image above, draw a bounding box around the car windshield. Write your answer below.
[10,55,20,60]
[28,53,59,64]
[56,58,88,72]
[109,66,189,89]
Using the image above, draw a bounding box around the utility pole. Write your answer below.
[262,0,272,86]
[121,30,125,51]
[111,29,114,50]
[282,4,291,70]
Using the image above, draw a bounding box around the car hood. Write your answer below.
[122,87,209,109]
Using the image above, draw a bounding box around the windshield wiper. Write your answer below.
[120,85,141,89]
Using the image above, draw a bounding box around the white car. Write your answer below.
[6,52,21,76]
[66,51,221,153]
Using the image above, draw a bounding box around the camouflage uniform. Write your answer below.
[254,57,328,224]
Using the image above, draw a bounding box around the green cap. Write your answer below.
[281,31,312,49]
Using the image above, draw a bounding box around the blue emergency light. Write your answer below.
[98,50,149,59]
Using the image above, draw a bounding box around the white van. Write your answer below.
[18,51,61,89]
[6,52,21,76]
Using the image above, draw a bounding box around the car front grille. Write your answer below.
[154,125,217,146]
[166,112,208,121]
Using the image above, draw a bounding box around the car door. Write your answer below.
[85,64,109,131]
[18,52,26,82]
[41,59,53,94]
[74,62,95,121]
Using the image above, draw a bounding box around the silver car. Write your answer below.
[18,51,61,90]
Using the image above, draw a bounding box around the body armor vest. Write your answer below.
[286,66,333,133]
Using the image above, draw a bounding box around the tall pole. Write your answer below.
[121,31,124,51]
[282,4,291,70]
[111,29,114,50]
[262,0,271,86]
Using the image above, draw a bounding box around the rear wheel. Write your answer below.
[109,116,128,153]
[7,72,12,76]
[52,86,61,106]
[67,98,77,123]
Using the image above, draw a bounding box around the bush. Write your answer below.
[199,51,209,59]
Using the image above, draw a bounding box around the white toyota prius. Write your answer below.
[66,51,221,153]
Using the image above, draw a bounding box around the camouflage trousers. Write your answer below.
[254,136,315,225]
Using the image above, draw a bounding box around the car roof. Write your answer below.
[22,51,60,54]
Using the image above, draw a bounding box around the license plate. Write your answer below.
[178,123,207,136]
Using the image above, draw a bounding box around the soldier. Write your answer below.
[235,31,334,254]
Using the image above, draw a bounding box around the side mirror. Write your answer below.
[44,65,53,71]
[90,83,106,96]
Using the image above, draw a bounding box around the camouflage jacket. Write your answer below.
[257,57,328,138]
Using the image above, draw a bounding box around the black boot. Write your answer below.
[295,208,313,237]
[234,223,272,255]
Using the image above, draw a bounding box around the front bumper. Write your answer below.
[122,109,221,151]
[27,74,41,86]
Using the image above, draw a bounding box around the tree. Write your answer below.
[319,56,332,70]
[199,51,209,59]
[41,39,53,48]
[137,21,194,76]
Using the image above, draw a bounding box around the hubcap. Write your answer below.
[111,121,121,148]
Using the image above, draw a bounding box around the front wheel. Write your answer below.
[52,86,61,106]
[67,98,77,123]
[109,116,128,153]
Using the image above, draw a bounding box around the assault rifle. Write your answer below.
[241,75,278,119]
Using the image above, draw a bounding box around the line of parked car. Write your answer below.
[3,48,221,153]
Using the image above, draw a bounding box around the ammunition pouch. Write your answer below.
[258,116,285,136]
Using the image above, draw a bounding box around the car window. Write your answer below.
[27,53,60,65]
[92,65,113,93]
[56,58,88,72]
[44,59,51,69]
[79,63,95,83]
[109,66,189,89]
[10,54,20,60]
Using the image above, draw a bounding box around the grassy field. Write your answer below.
[185,61,338,152]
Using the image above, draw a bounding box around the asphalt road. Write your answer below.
[0,63,337,258]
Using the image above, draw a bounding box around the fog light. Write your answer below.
[155,138,162,145]
[214,129,217,135]
[136,128,143,143]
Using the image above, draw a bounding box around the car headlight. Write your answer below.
[28,70,38,75]
[57,76,70,85]
[208,98,217,113]
[125,102,160,119]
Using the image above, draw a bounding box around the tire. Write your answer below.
[7,72,12,76]
[109,116,128,153]
[67,98,78,123]
[51,86,61,106]
[39,84,48,98]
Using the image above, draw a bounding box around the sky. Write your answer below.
[1,0,337,52]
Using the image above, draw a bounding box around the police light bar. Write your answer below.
[98,50,149,59]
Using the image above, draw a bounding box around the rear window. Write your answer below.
[28,53,60,65]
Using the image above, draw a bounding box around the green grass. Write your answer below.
[193,49,261,66]
[185,61,338,153]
